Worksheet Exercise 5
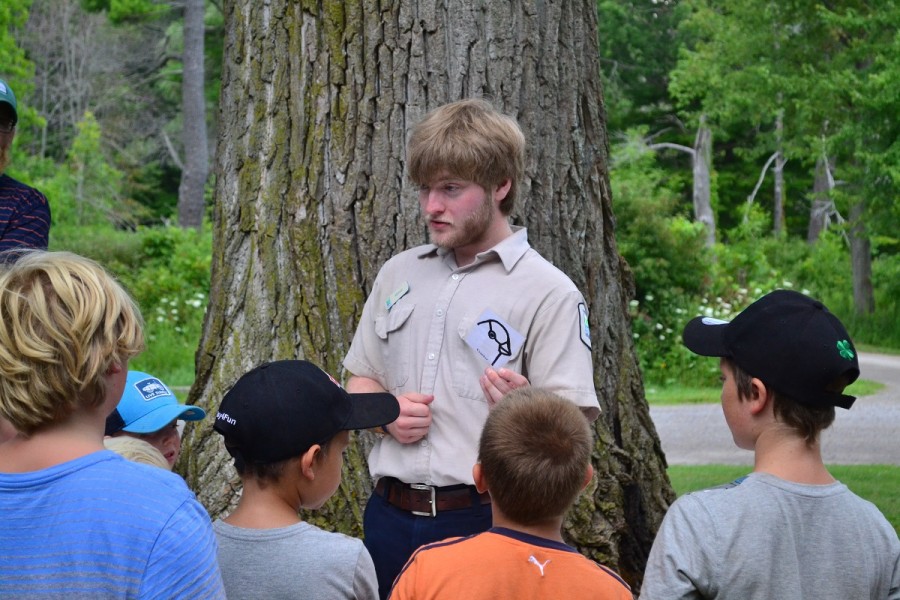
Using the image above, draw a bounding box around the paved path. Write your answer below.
[649,352,900,465]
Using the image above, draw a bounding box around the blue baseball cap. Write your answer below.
[0,79,17,124]
[105,371,206,435]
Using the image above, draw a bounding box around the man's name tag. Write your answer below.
[464,309,524,368]
[385,281,410,311]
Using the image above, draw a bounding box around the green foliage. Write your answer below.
[670,0,900,239]
[0,0,39,137]
[50,223,212,387]
[69,1,222,222]
[611,133,716,385]
[28,111,150,229]
[0,0,34,85]
[114,225,211,386]
[613,133,710,299]
[80,0,167,23]
[597,0,688,131]
[627,202,900,387]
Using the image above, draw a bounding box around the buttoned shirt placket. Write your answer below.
[416,253,471,484]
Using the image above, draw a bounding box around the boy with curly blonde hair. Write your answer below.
[0,250,224,598]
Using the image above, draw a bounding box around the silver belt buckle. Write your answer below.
[409,483,437,517]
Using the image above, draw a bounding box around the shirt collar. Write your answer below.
[416,226,530,273]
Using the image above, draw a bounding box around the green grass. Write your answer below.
[646,379,884,405]
[645,385,720,405]
[857,343,900,356]
[668,464,900,534]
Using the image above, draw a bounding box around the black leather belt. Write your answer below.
[374,477,491,517]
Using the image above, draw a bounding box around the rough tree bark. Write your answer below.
[179,0,674,588]
[177,0,209,229]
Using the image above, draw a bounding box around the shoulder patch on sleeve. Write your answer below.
[578,303,591,350]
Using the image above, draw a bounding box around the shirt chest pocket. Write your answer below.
[374,303,415,391]
[453,314,526,402]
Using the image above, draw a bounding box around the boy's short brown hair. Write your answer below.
[232,436,333,487]
[0,251,144,434]
[407,98,525,215]
[478,388,592,525]
[724,357,837,444]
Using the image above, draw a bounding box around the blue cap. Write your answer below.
[105,371,206,435]
[0,79,17,124]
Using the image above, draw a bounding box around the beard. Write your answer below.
[428,192,495,250]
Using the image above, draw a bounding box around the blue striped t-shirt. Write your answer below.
[0,450,224,599]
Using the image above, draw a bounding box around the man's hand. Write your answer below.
[480,367,530,408]
[346,375,434,444]
[386,392,434,444]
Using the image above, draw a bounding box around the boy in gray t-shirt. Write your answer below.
[642,290,900,600]
[213,360,399,600]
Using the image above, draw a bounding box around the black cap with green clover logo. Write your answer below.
[682,289,860,409]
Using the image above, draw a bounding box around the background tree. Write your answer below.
[180,0,673,588]
[649,116,715,246]
[176,0,208,228]
[670,0,900,314]
[1,0,38,135]
[597,0,686,133]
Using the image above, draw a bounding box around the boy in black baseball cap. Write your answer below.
[642,290,900,599]
[213,360,399,600]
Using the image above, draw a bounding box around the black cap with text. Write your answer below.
[214,360,399,465]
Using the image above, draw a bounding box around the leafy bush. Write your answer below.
[611,135,716,386]
[50,224,212,387]
[611,130,710,301]
[625,199,832,387]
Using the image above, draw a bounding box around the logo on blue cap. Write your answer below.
[134,377,171,401]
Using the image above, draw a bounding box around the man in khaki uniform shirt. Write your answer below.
[343,98,599,599]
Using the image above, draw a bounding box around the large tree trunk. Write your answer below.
[177,0,208,229]
[180,0,673,589]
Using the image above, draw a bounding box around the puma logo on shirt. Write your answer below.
[528,555,551,577]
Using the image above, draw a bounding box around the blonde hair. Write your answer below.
[104,436,170,470]
[0,251,144,434]
[407,98,525,215]
[478,388,592,525]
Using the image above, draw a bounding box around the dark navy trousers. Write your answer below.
[363,488,492,599]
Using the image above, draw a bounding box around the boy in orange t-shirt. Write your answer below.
[388,388,631,599]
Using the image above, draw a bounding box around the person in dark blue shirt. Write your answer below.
[0,78,50,258]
